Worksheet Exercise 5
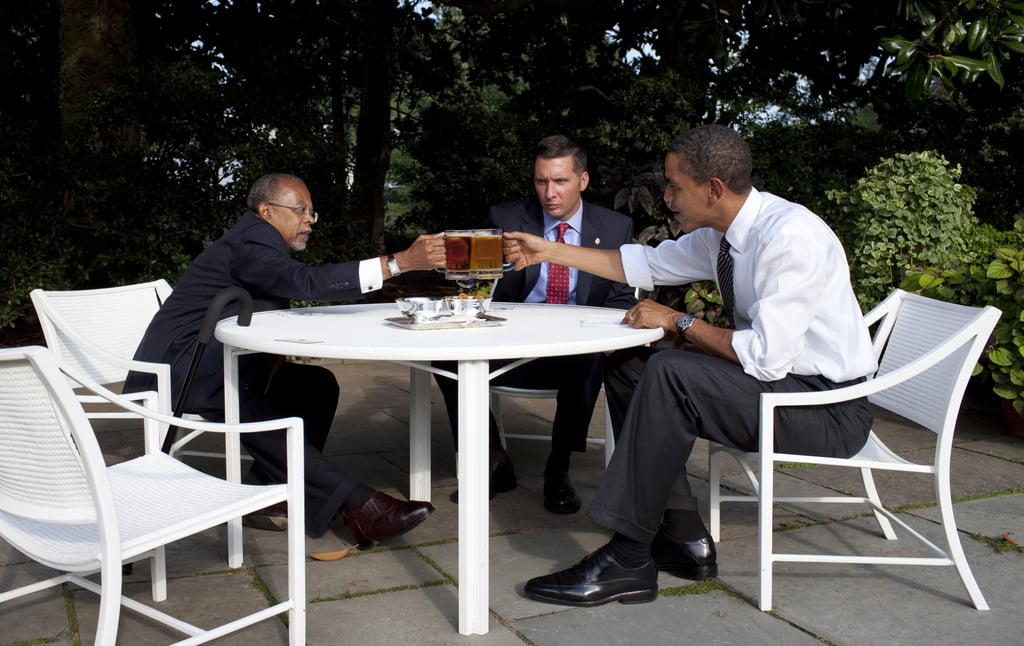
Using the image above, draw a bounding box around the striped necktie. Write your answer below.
[717,236,735,327]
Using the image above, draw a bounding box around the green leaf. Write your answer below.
[943,55,991,72]
[987,52,1005,88]
[966,19,988,51]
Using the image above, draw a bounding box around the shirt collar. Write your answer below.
[543,202,584,237]
[723,187,762,253]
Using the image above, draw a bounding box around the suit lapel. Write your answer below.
[575,203,602,305]
[522,204,544,296]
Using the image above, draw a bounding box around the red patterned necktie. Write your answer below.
[545,223,570,304]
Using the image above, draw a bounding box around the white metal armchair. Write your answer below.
[708,289,999,611]
[490,384,615,465]
[30,280,174,435]
[0,345,306,645]
[30,280,231,460]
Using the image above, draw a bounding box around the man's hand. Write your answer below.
[396,233,447,271]
[502,231,551,270]
[621,299,679,333]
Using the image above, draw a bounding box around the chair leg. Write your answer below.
[95,558,123,646]
[151,545,167,602]
[936,474,990,610]
[708,448,723,543]
[757,456,775,612]
[602,401,615,466]
[490,392,508,449]
[859,467,898,540]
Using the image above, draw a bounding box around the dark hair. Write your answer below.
[667,125,752,194]
[536,134,587,176]
[246,173,305,211]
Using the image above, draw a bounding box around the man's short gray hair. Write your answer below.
[246,173,305,211]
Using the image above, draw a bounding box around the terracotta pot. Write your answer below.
[1000,399,1024,438]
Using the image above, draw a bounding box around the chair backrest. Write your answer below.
[0,346,109,526]
[865,290,1001,436]
[30,279,172,386]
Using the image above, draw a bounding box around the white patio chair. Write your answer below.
[30,280,174,437]
[708,289,999,611]
[0,345,305,645]
[490,385,615,465]
[29,280,229,461]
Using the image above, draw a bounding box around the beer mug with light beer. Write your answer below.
[442,228,508,280]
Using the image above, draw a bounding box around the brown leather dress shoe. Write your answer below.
[341,492,434,548]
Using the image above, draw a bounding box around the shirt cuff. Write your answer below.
[620,243,655,291]
[359,257,385,293]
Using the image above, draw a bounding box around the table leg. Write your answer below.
[223,345,243,568]
[457,358,490,635]
[408,366,432,502]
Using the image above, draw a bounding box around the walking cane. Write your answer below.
[161,286,253,454]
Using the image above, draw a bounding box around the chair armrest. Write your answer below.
[61,361,302,440]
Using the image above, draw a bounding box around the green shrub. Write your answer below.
[903,220,1024,414]
[828,151,979,308]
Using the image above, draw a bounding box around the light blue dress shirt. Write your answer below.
[525,204,584,304]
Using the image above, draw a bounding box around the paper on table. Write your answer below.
[580,314,628,327]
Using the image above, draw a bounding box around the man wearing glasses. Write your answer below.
[125,173,446,547]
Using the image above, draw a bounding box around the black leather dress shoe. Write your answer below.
[651,528,718,580]
[449,449,517,504]
[341,492,434,548]
[543,470,581,514]
[524,545,657,607]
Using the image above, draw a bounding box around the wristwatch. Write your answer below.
[675,313,696,336]
[386,254,401,277]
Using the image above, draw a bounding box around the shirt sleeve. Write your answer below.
[730,228,830,381]
[359,257,385,293]
[621,234,717,291]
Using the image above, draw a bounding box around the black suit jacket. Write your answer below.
[125,212,367,414]
[487,200,636,309]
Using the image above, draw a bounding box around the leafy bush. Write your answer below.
[903,220,1024,414]
[828,151,979,308]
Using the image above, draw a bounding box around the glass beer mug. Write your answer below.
[441,228,510,281]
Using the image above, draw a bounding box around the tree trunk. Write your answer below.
[352,0,396,253]
[59,0,136,131]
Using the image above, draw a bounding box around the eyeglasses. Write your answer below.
[267,202,319,223]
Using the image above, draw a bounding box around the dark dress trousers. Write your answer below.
[436,199,636,455]
[125,212,371,537]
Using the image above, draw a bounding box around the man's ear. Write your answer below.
[707,177,725,202]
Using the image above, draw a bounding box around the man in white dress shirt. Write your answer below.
[503,124,878,608]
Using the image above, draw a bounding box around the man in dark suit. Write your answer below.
[125,173,447,546]
[436,135,636,514]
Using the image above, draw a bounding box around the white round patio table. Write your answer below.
[215,301,663,635]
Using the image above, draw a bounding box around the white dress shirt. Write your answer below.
[619,188,877,382]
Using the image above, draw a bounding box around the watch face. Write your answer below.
[676,314,695,334]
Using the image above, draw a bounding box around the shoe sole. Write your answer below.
[543,499,581,514]
[654,562,718,581]
[525,586,658,607]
